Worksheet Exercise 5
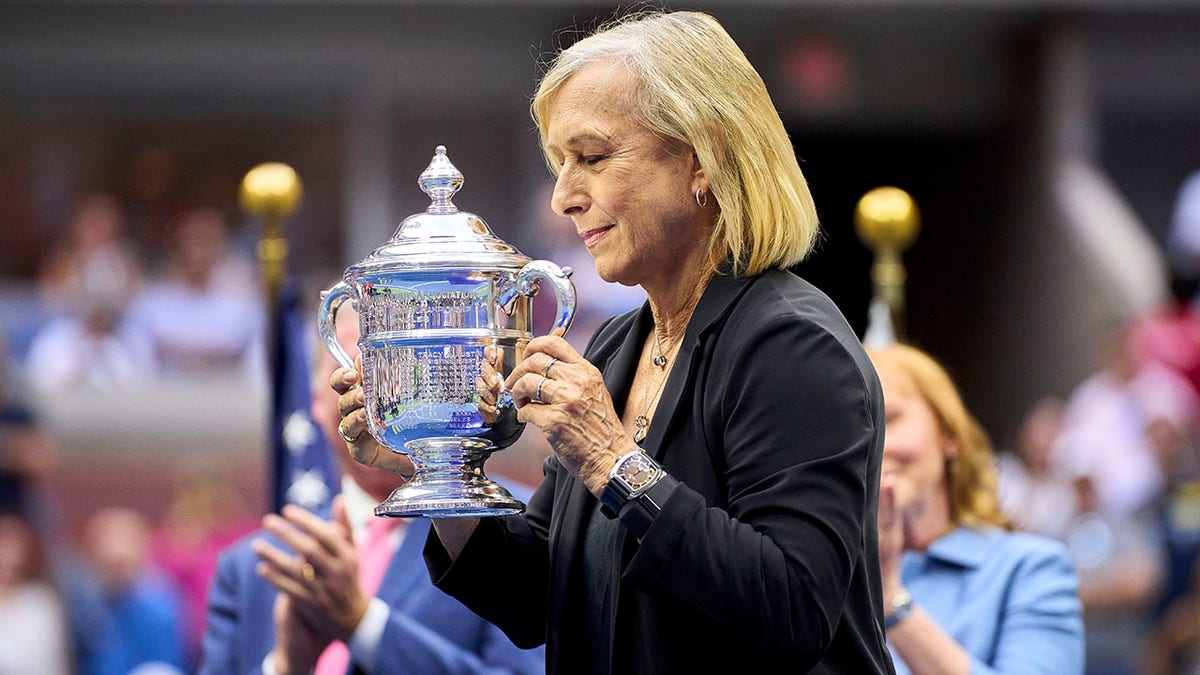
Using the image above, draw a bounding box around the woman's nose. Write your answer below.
[551,167,586,216]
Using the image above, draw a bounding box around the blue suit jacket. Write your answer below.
[199,516,544,675]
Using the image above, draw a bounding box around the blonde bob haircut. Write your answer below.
[867,344,1011,531]
[531,11,819,277]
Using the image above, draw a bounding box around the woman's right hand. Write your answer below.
[878,473,906,599]
[329,360,411,477]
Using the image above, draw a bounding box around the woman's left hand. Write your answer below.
[505,335,637,496]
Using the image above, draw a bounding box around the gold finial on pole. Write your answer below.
[855,186,920,342]
[241,163,302,305]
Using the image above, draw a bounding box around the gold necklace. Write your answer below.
[633,326,680,442]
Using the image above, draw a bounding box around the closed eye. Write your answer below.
[583,154,608,166]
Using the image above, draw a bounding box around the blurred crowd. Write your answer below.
[993,168,1200,675]
[0,426,257,674]
[22,193,263,392]
[2,169,1200,673]
[0,192,269,673]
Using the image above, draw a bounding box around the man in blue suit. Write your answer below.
[198,310,544,675]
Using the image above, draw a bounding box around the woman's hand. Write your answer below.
[507,335,637,496]
[329,357,413,478]
[877,473,906,600]
[475,346,504,425]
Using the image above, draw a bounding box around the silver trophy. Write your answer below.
[319,146,575,518]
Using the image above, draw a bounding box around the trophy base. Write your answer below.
[373,437,526,518]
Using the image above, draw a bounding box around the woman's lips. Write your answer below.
[579,225,613,249]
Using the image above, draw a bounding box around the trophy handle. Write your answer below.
[318,281,357,370]
[499,261,577,336]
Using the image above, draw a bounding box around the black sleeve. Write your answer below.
[424,455,559,649]
[423,313,626,649]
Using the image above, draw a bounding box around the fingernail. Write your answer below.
[343,370,357,383]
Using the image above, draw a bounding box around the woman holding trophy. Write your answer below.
[331,11,894,674]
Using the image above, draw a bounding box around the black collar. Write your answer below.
[598,270,762,460]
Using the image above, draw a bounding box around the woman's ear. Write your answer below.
[691,154,709,195]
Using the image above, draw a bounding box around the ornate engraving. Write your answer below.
[364,344,483,408]
[361,287,491,335]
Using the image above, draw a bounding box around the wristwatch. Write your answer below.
[600,450,677,539]
[600,450,664,516]
[883,590,914,630]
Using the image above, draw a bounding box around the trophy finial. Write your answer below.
[419,145,464,215]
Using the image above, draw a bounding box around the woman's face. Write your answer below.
[877,360,953,513]
[544,61,710,290]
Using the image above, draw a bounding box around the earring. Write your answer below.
[695,188,708,208]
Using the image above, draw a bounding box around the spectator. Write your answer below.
[36,192,142,317]
[23,233,153,393]
[869,343,1084,675]
[124,207,264,378]
[0,403,112,675]
[996,397,1078,540]
[1128,276,1200,403]
[0,503,71,675]
[1063,475,1163,675]
[152,469,258,668]
[1051,324,1193,521]
[84,507,188,675]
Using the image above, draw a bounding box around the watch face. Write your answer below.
[619,454,657,490]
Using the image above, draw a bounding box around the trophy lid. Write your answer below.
[347,145,531,275]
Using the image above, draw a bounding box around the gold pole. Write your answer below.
[240,163,302,312]
[854,186,920,341]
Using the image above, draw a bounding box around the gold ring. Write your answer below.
[301,562,316,582]
[542,357,558,378]
[338,420,361,443]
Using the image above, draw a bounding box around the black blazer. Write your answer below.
[427,269,896,674]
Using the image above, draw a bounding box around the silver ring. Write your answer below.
[542,357,558,378]
[532,376,548,404]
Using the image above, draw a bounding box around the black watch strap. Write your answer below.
[616,473,680,539]
[600,450,663,517]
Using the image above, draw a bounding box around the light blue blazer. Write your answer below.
[891,527,1084,675]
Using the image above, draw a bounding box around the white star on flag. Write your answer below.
[283,409,317,455]
[286,468,332,511]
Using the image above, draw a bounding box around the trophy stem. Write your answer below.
[374,438,524,518]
